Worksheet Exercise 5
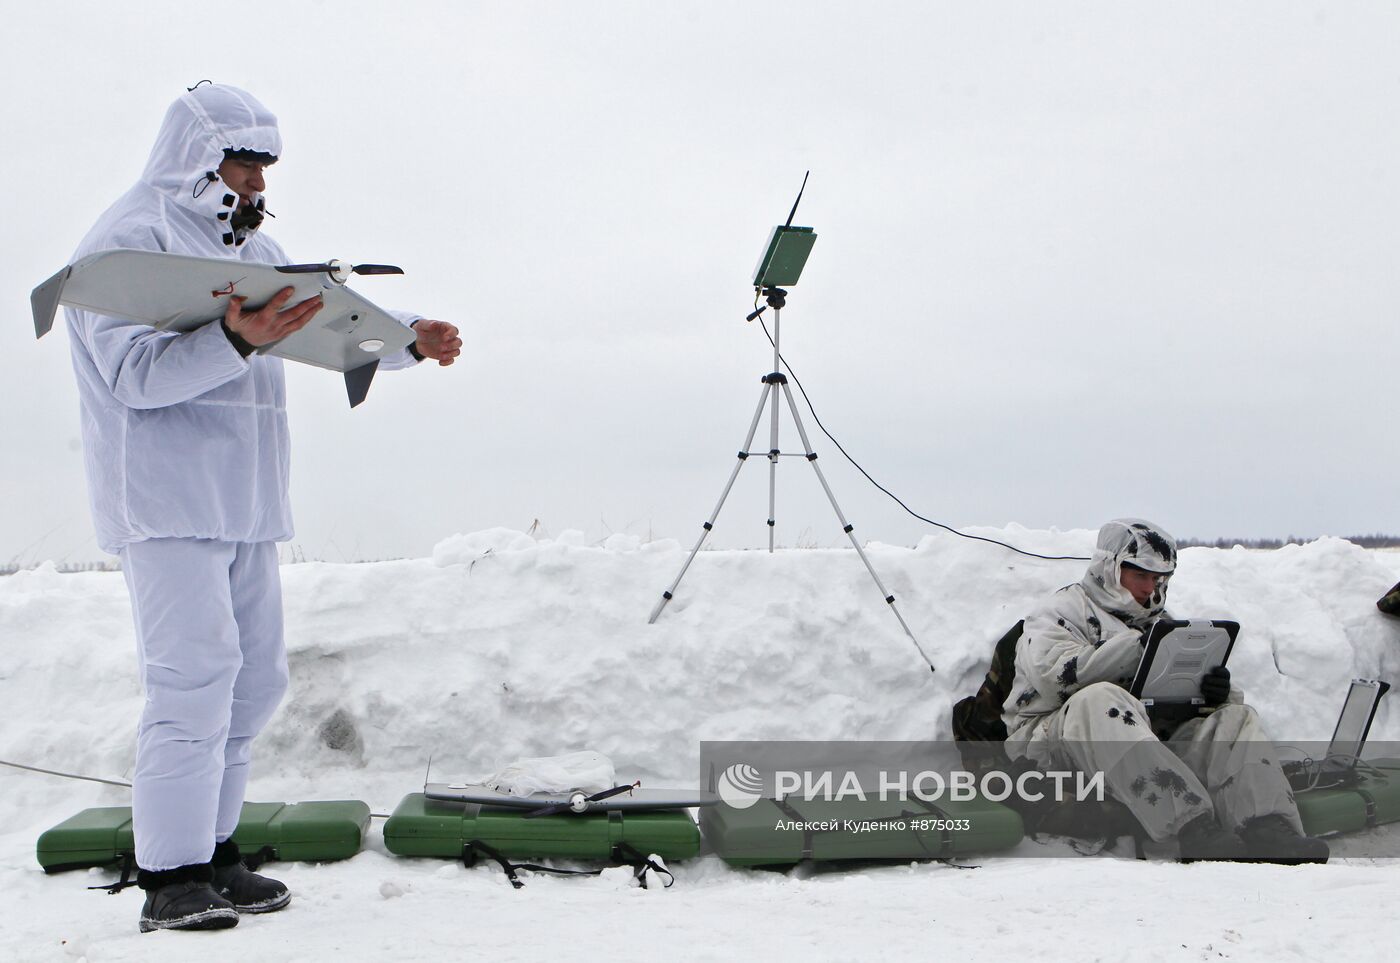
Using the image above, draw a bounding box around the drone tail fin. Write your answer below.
[345,359,380,408]
[31,265,71,338]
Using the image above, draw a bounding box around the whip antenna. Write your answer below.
[784,170,810,229]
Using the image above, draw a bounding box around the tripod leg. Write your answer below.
[778,382,936,671]
[766,374,781,553]
[767,308,783,553]
[648,382,774,624]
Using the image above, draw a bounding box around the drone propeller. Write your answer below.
[522,781,641,819]
[275,259,404,283]
[347,263,405,276]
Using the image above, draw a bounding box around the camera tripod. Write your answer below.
[647,287,935,672]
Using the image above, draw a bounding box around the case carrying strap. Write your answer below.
[461,838,674,890]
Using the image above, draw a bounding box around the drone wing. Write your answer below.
[32,249,415,406]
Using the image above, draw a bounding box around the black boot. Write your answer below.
[1176,813,1250,862]
[1240,814,1330,864]
[211,839,291,913]
[137,863,238,933]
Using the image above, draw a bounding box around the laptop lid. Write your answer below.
[1324,679,1391,770]
[1129,619,1239,705]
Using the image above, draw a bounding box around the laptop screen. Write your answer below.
[1327,679,1391,765]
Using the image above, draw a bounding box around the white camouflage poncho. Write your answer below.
[65,84,420,553]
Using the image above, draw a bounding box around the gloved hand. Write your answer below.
[1201,665,1231,707]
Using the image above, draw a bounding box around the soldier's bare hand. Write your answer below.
[224,287,323,347]
[413,319,462,366]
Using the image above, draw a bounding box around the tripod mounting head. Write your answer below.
[744,286,789,322]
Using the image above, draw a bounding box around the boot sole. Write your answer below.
[234,890,292,914]
[1245,853,1330,865]
[139,907,240,933]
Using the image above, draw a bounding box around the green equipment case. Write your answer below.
[382,792,702,862]
[700,794,1024,868]
[1296,758,1400,837]
[36,800,371,873]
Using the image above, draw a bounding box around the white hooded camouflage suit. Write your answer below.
[64,85,423,872]
[1003,519,1303,842]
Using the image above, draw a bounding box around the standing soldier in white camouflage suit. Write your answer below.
[1003,518,1328,862]
[64,83,463,932]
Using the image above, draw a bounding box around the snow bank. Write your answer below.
[2,527,1397,825]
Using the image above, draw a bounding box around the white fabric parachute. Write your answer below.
[64,84,419,552]
[484,751,618,797]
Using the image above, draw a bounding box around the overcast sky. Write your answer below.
[2,1,1397,565]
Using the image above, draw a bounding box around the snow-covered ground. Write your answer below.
[2,527,1398,962]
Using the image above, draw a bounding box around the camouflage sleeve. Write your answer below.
[1020,593,1143,702]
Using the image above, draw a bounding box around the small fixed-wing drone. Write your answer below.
[424,781,718,819]
[31,249,417,407]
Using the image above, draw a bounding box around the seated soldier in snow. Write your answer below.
[1002,518,1328,862]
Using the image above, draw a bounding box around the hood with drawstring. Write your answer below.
[140,84,281,243]
[77,84,284,262]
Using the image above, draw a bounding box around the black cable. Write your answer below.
[754,316,1090,562]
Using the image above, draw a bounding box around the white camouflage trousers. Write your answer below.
[121,538,288,871]
[1021,681,1303,842]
